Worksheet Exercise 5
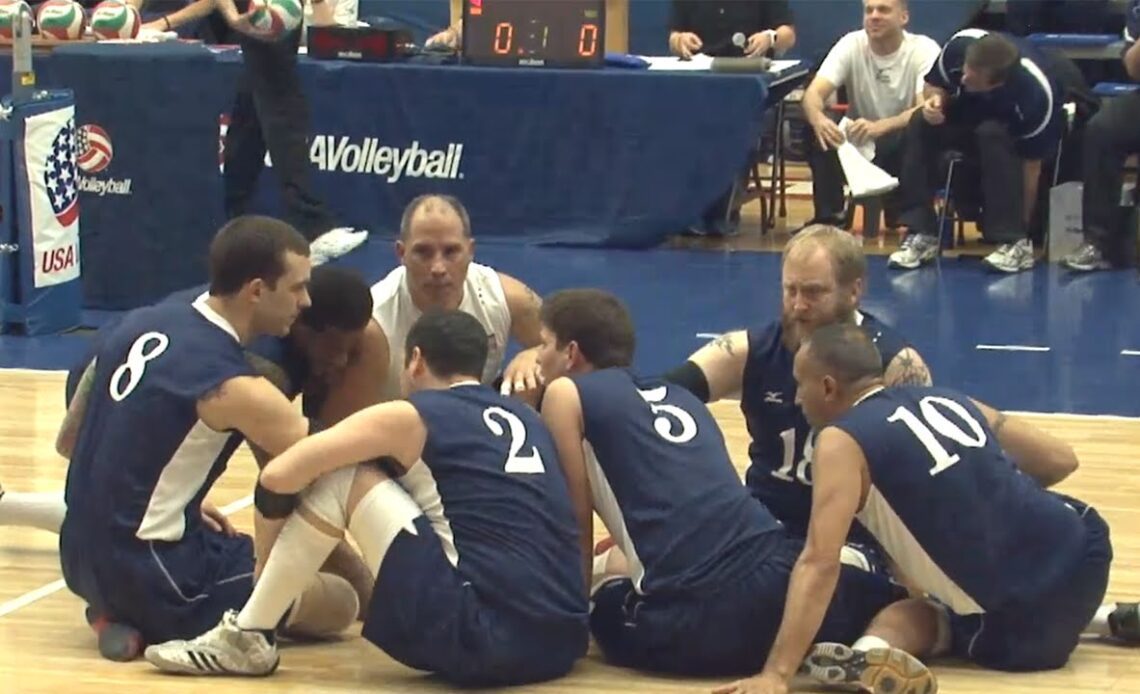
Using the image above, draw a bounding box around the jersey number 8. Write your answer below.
[109,332,170,402]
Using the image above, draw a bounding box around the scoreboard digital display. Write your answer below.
[461,0,606,68]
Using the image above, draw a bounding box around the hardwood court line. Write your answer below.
[975,344,1051,352]
[0,494,254,619]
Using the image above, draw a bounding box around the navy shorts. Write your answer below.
[590,538,907,677]
[363,516,588,687]
[948,501,1112,671]
[60,521,255,645]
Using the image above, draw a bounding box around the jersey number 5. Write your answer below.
[109,332,170,402]
[887,396,988,476]
[483,406,546,474]
[638,386,698,444]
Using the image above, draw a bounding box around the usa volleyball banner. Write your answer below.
[5,90,82,335]
[20,102,80,289]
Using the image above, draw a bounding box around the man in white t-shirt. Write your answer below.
[802,0,939,229]
[368,195,546,405]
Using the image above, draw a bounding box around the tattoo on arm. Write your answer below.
[992,412,1008,435]
[712,334,735,356]
[76,357,98,399]
[524,286,542,314]
[887,351,932,387]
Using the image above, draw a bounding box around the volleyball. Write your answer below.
[35,0,85,40]
[90,0,140,40]
[0,0,33,40]
[247,0,302,41]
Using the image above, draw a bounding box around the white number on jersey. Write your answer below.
[638,386,698,444]
[482,406,546,474]
[887,396,988,476]
[773,427,814,485]
[109,332,170,402]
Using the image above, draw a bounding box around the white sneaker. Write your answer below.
[144,610,279,676]
[887,234,939,270]
[982,239,1035,273]
[799,642,937,694]
[310,227,368,266]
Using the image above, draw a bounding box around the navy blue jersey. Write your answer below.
[404,384,587,628]
[573,368,783,597]
[925,29,1064,159]
[740,312,909,538]
[63,299,256,545]
[832,386,1088,614]
[65,284,308,406]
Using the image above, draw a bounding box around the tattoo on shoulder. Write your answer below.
[526,285,542,308]
[887,351,932,387]
[992,412,1009,435]
[713,333,735,356]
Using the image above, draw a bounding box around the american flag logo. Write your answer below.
[44,118,79,227]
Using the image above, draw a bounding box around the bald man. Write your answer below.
[368,194,546,405]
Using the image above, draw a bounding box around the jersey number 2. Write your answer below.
[109,332,170,402]
[483,406,546,474]
[887,396,987,476]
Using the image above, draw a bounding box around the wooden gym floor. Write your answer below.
[0,370,1137,693]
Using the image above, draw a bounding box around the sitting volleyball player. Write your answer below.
[58,217,361,663]
[717,323,1138,694]
[664,226,932,570]
[535,289,905,677]
[145,310,590,686]
[48,264,380,660]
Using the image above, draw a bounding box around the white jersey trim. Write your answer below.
[136,420,235,542]
[857,485,984,615]
[583,440,647,594]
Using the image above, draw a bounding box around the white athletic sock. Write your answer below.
[236,515,339,631]
[346,479,421,574]
[0,491,66,533]
[852,635,891,652]
[1086,603,1116,638]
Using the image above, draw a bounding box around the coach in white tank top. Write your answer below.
[800,0,940,225]
[372,262,512,401]
[369,195,545,403]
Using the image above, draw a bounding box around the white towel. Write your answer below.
[836,117,899,198]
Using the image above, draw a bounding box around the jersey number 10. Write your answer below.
[887,396,988,476]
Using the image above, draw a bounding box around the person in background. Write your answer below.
[668,0,797,236]
[211,0,369,265]
[1061,0,1140,272]
[801,0,939,230]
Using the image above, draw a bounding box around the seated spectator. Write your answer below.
[1062,0,1140,272]
[801,0,940,229]
[888,30,1086,273]
[669,0,796,236]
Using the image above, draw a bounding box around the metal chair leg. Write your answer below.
[936,158,958,262]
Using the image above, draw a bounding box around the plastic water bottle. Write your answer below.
[732,32,746,50]
[11,2,36,104]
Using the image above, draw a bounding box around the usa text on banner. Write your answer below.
[23,105,81,289]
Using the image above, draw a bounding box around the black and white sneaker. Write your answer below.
[799,642,937,694]
[144,610,279,676]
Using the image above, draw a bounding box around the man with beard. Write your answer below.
[663,225,932,559]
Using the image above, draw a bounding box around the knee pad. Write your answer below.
[282,572,359,640]
[299,466,357,531]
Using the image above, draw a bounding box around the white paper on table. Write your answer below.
[642,54,715,71]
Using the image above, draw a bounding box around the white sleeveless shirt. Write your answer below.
[371,262,512,401]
